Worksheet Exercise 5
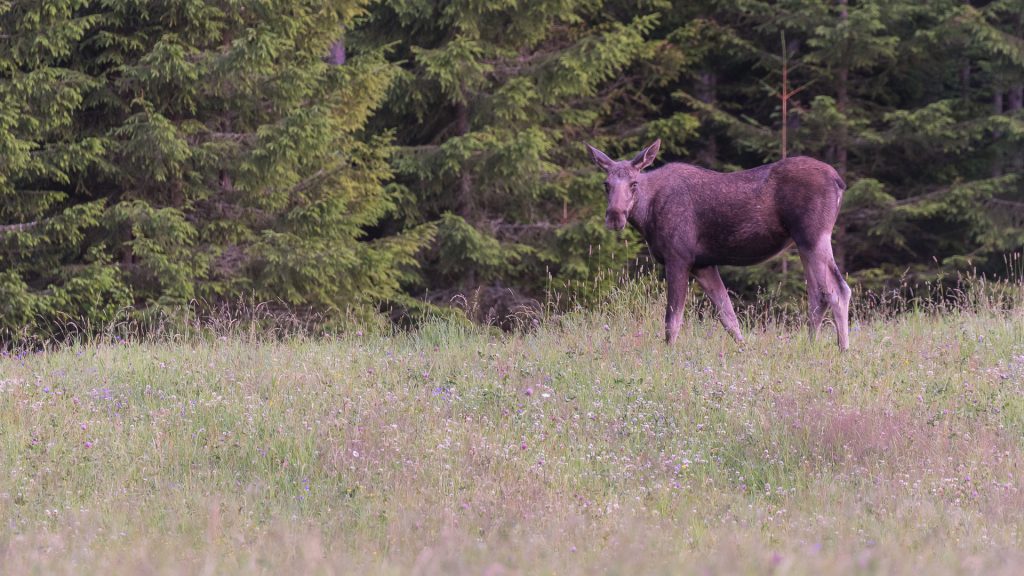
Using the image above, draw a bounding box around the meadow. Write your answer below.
[1,282,1023,575]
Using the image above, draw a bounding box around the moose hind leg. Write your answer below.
[829,260,852,351]
[799,254,828,340]
[799,240,850,350]
[694,266,744,343]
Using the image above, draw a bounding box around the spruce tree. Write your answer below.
[658,0,1023,290]
[1,0,131,335]
[354,0,688,303]
[835,0,1024,276]
[4,0,1022,335]
[1,0,429,337]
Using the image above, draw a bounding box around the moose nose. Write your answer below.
[605,210,625,230]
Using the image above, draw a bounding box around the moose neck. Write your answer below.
[627,173,654,232]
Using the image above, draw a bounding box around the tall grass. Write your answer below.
[1,272,1023,574]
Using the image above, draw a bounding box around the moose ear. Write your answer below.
[631,139,661,170]
[585,143,614,171]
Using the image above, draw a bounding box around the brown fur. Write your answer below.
[586,140,851,350]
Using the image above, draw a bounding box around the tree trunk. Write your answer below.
[1010,84,1023,172]
[785,37,803,153]
[454,89,477,287]
[831,0,850,271]
[328,36,346,65]
[835,0,849,178]
[1013,10,1023,171]
[455,98,472,219]
[992,89,1004,178]
[781,50,789,161]
[170,181,184,209]
[961,61,971,100]
[696,71,718,166]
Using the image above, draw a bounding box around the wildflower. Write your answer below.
[84,441,92,448]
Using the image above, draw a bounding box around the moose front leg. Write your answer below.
[664,263,690,344]
[694,266,744,343]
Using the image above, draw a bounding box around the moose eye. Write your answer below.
[629,181,639,193]
[604,182,611,194]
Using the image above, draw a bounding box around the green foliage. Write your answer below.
[2,0,1023,336]
[355,1,692,303]
[651,0,1024,291]
[1,0,430,338]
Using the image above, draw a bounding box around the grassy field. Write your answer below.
[2,286,1024,574]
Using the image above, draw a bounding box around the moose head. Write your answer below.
[585,139,661,231]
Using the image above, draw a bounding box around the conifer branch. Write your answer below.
[0,221,38,234]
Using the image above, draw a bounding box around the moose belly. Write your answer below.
[694,225,793,267]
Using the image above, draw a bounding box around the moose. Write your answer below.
[585,139,851,350]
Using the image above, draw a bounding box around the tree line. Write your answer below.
[2,0,1022,335]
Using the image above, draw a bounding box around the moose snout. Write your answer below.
[605,210,627,231]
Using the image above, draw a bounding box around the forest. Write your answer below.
[2,0,1023,335]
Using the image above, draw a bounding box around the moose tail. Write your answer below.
[832,171,847,208]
